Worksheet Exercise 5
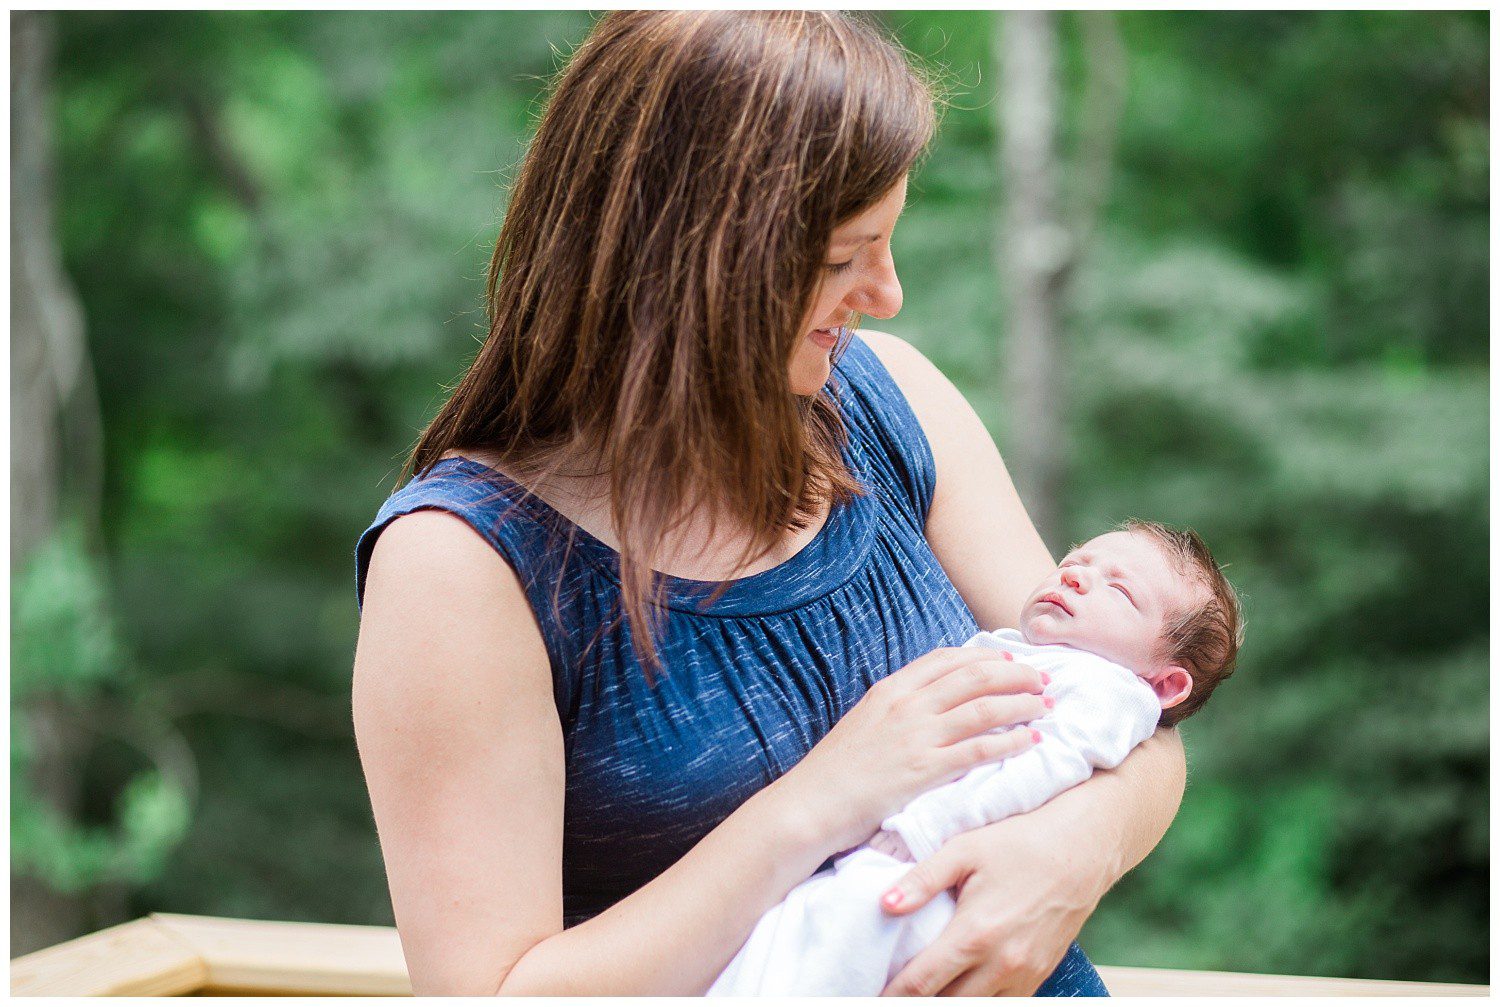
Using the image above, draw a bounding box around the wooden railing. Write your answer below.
[10,914,1488,997]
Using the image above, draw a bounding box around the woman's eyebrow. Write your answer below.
[832,203,908,246]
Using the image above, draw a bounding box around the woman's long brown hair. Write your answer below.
[410,11,939,674]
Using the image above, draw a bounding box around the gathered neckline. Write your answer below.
[429,444,877,618]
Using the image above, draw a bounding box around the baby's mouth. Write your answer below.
[1036,592,1074,616]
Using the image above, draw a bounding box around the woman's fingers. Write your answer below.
[940,952,1061,996]
[935,965,1013,996]
[938,722,1039,774]
[934,689,1049,745]
[879,843,976,995]
[879,838,1059,996]
[880,942,973,996]
[880,646,1019,694]
[920,652,1047,714]
[879,834,968,916]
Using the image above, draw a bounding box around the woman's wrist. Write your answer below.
[757,769,855,860]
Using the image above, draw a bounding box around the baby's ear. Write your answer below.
[1147,665,1193,709]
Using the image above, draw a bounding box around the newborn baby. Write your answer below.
[708,519,1243,996]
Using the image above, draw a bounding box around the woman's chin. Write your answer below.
[789,347,834,396]
[792,342,840,399]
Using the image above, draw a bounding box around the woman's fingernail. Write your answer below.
[883,889,904,908]
[1041,672,1051,686]
[1030,728,1042,744]
[1001,651,1014,661]
[1043,696,1055,709]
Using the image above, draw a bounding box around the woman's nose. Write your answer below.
[851,253,903,319]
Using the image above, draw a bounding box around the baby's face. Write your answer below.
[1018,530,1201,676]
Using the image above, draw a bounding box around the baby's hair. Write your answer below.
[1114,519,1244,727]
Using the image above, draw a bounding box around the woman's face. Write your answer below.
[789,175,909,396]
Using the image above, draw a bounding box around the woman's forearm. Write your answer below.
[1023,725,1186,887]
[868,727,1185,996]
[501,729,1182,996]
[497,780,834,995]
[1107,726,1187,875]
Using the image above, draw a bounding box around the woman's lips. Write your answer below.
[807,327,840,350]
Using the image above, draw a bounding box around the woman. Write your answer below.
[352,11,1184,996]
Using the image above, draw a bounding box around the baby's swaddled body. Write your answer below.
[707,628,1162,997]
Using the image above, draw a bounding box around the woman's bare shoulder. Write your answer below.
[353,510,554,711]
[853,326,924,372]
[368,508,515,586]
[360,509,548,662]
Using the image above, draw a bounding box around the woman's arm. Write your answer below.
[880,727,1184,995]
[859,329,1187,993]
[353,512,834,995]
[355,509,1038,994]
[855,329,1054,615]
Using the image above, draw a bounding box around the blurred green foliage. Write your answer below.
[24,10,1486,983]
[12,527,192,893]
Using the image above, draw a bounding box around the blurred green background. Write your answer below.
[11,11,1487,983]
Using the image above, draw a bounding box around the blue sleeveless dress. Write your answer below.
[354,333,1107,996]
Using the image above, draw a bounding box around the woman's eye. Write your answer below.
[825,259,854,274]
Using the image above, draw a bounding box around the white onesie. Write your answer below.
[706,628,1163,996]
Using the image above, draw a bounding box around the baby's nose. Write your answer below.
[1060,568,1084,591]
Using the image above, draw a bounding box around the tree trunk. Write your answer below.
[996,11,1068,552]
[10,10,96,957]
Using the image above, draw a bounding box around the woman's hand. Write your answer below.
[875,725,1185,996]
[776,647,1049,855]
[876,814,1107,996]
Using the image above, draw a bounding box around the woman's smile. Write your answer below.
[807,327,841,350]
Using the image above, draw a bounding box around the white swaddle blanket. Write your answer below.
[707,629,1161,996]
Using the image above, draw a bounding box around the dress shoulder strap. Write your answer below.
[355,461,545,609]
[353,459,594,718]
[831,332,940,529]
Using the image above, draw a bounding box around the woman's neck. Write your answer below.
[442,446,830,581]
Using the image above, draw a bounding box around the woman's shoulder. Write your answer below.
[359,507,529,615]
[833,329,960,524]
[846,328,966,436]
[844,328,1000,497]
[355,457,540,612]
